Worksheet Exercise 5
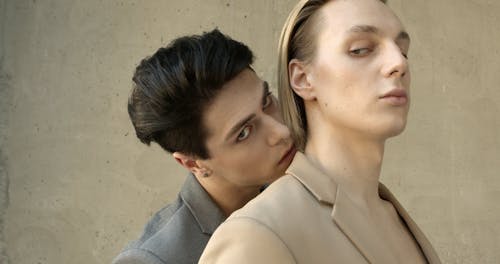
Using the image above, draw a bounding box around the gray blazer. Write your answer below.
[112,174,225,264]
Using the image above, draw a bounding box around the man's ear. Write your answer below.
[289,59,316,101]
[172,152,212,177]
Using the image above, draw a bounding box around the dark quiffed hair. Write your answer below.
[128,29,254,159]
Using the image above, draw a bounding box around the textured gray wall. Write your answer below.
[1,0,11,262]
[1,0,499,264]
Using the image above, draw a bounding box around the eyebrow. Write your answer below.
[224,81,268,142]
[349,25,379,34]
[348,25,410,41]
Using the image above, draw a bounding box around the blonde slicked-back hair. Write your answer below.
[278,0,387,151]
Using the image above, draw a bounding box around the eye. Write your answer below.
[263,92,273,109]
[236,126,252,142]
[349,47,372,57]
[397,40,410,60]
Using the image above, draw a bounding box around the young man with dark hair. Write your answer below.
[112,29,296,264]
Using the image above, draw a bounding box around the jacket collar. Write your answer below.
[379,184,441,264]
[286,152,440,264]
[179,173,226,235]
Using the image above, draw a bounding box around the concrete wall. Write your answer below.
[1,0,499,263]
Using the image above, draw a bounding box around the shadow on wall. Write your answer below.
[0,67,10,263]
[1,0,11,255]
[0,149,8,264]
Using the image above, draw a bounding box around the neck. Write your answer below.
[198,177,260,217]
[305,110,386,208]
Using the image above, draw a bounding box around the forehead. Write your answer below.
[202,69,263,141]
[318,0,405,37]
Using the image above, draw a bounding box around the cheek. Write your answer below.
[242,142,271,169]
[315,60,359,91]
[220,147,261,173]
[315,69,360,107]
[405,71,411,87]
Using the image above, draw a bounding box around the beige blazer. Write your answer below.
[199,152,441,264]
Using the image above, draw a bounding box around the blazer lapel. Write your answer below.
[331,186,398,263]
[286,152,337,203]
[287,153,396,263]
[379,185,442,264]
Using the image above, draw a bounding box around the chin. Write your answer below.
[386,127,405,138]
[386,120,407,138]
[376,116,407,139]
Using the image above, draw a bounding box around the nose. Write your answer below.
[381,43,409,78]
[264,114,291,146]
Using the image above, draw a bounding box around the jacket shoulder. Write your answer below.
[231,175,318,223]
[112,247,166,264]
[114,196,210,264]
[199,216,296,264]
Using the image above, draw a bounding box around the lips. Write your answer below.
[380,88,407,98]
[380,88,408,106]
[278,145,296,165]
